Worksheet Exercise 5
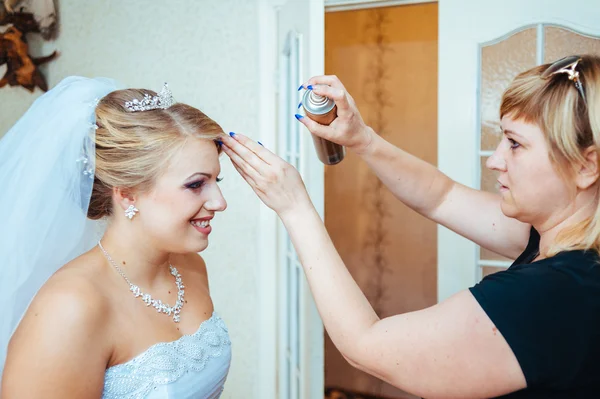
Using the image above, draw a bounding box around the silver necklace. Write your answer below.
[97,241,185,323]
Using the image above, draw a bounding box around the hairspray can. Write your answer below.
[302,89,346,165]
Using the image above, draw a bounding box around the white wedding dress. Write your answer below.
[102,312,231,399]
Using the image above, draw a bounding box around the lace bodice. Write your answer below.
[102,312,231,399]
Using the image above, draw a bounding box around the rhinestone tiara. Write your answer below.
[124,83,175,112]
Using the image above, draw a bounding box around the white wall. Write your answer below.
[0,1,262,396]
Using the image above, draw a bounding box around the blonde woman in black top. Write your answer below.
[222,54,600,398]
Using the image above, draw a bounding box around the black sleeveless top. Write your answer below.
[469,228,600,398]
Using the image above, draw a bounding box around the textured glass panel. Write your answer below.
[482,266,508,278]
[544,26,600,63]
[480,28,537,151]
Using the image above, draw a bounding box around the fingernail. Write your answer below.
[216,140,223,146]
[307,85,313,90]
[258,141,264,146]
[297,85,304,91]
[294,114,304,120]
[229,132,236,137]
[297,102,302,109]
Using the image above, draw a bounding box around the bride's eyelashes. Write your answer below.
[185,177,224,190]
[186,180,206,190]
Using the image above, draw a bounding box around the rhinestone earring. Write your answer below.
[125,204,139,220]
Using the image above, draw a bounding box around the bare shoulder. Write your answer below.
[13,253,112,341]
[2,253,112,398]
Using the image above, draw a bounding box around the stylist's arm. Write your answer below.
[296,76,530,259]
[220,132,526,399]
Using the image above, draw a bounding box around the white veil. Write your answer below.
[0,76,120,378]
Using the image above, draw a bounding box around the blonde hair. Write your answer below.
[88,89,223,220]
[500,54,600,256]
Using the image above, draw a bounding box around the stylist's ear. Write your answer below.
[576,146,600,190]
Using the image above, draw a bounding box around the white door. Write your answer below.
[438,0,600,301]
[273,1,325,398]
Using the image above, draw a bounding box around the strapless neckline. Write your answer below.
[106,311,218,371]
[102,311,231,398]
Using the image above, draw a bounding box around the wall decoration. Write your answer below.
[0,0,58,92]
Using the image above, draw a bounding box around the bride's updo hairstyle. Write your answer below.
[88,88,223,220]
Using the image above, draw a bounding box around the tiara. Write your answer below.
[124,83,175,112]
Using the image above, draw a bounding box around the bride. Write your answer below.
[0,76,231,398]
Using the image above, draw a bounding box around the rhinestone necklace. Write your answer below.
[98,241,185,323]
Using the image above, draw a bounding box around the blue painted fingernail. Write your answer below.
[294,114,304,120]
[229,132,236,137]
[307,85,313,90]
[216,140,223,146]
[258,141,264,146]
[297,102,302,109]
[297,85,304,91]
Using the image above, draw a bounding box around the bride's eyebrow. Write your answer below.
[185,172,212,181]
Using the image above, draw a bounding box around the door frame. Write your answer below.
[325,0,436,12]
[255,3,279,398]
[257,0,439,397]
[256,1,325,398]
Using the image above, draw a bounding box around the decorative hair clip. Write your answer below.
[124,83,175,112]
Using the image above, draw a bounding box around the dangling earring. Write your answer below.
[125,204,139,220]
